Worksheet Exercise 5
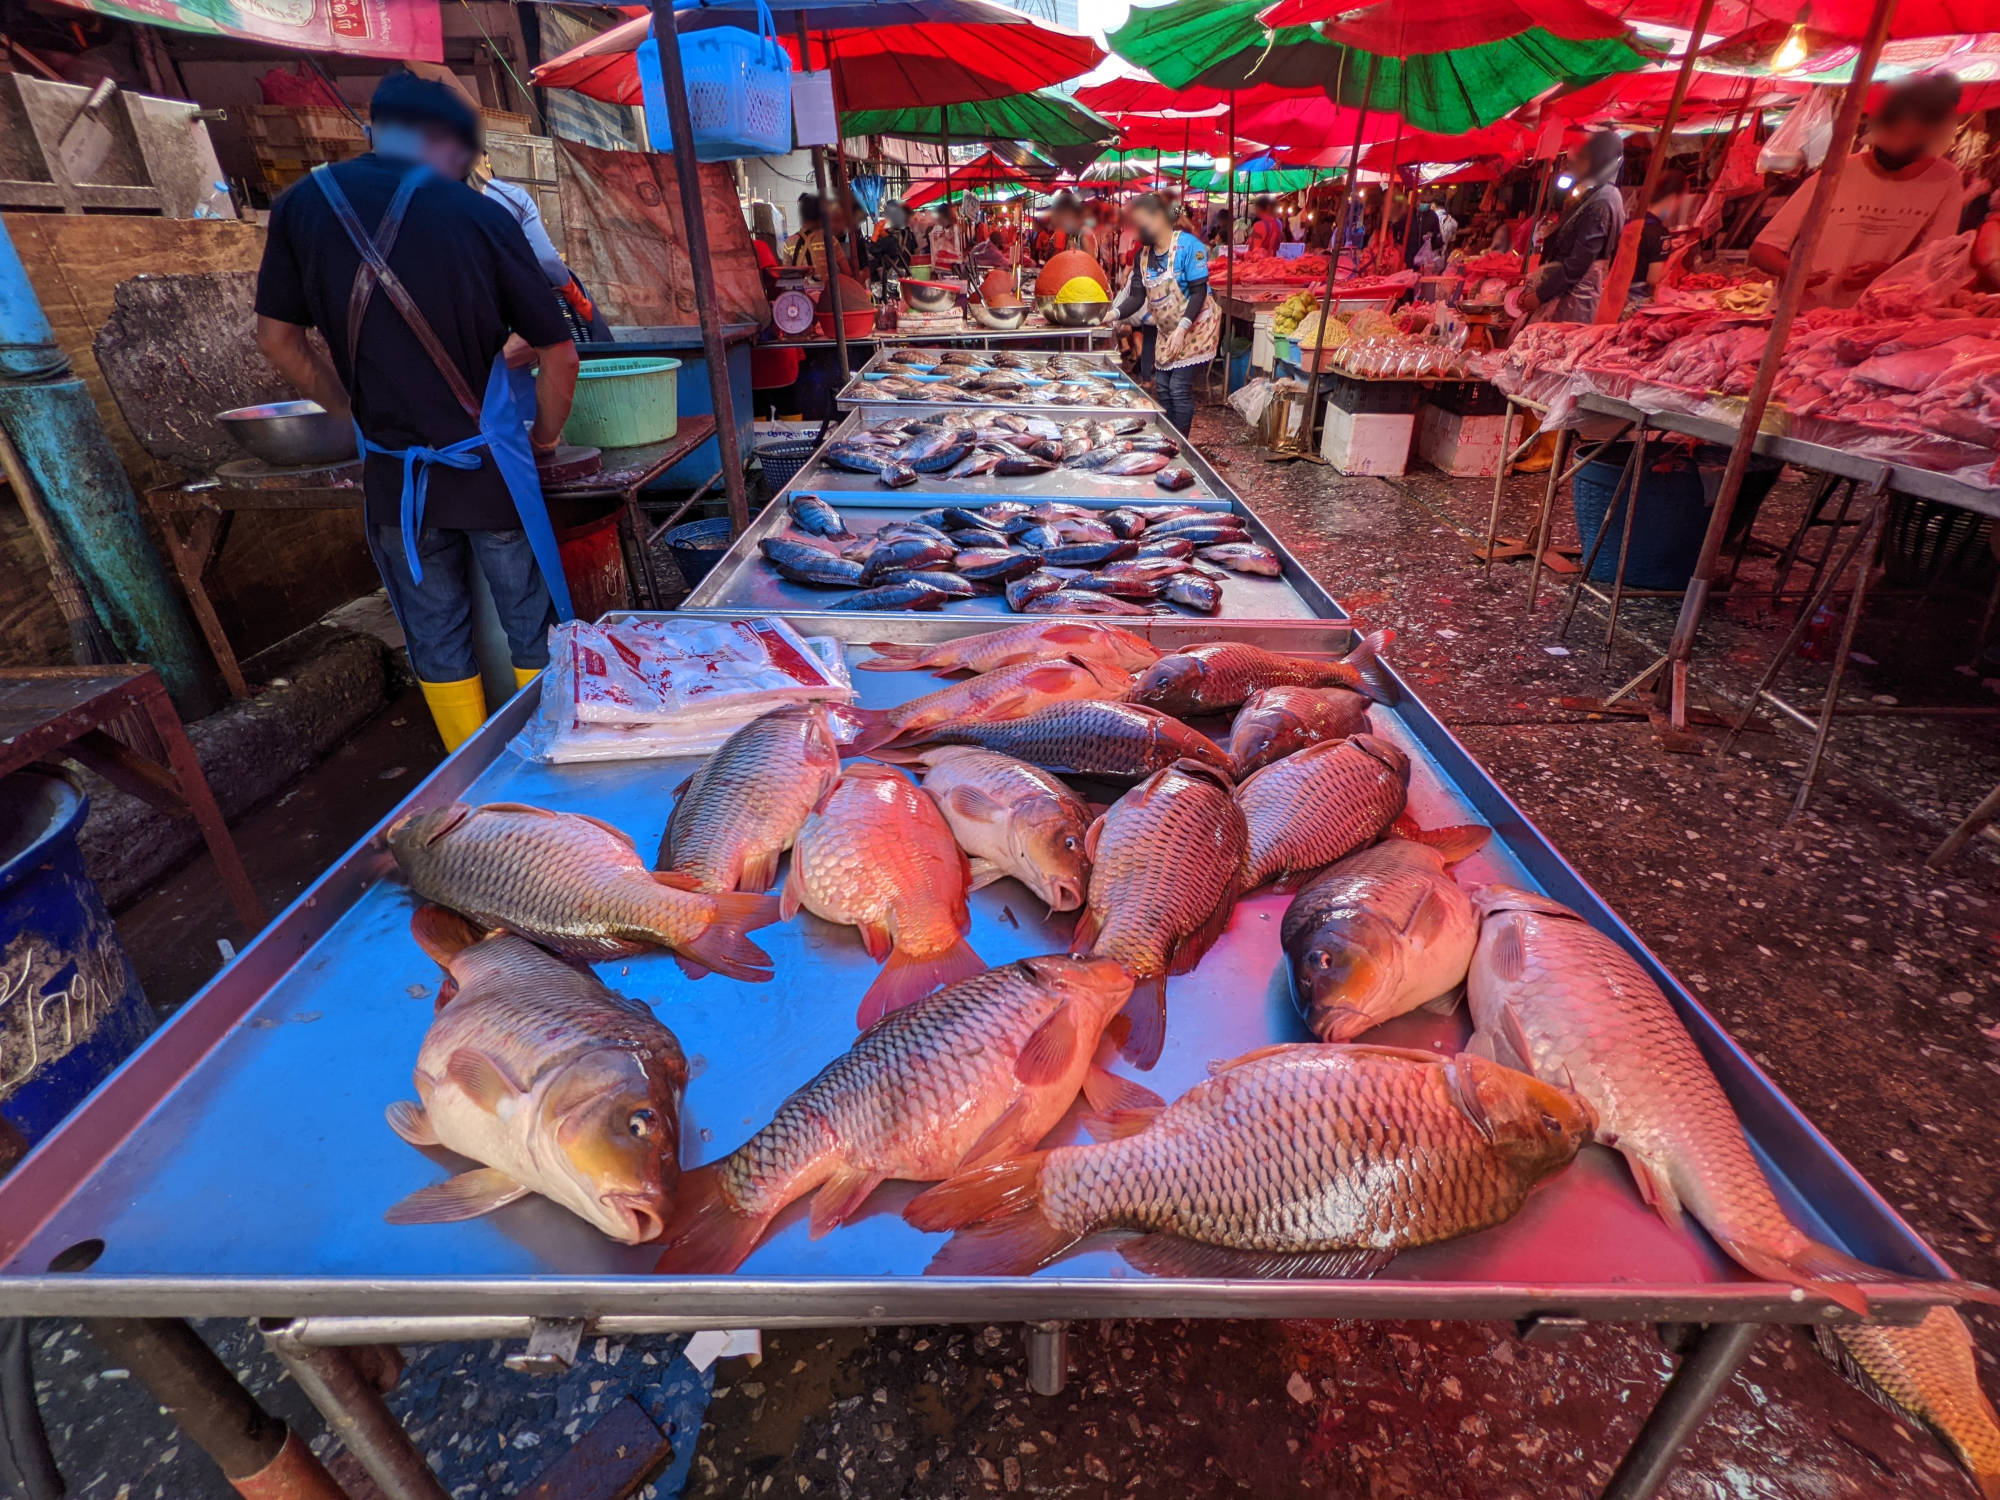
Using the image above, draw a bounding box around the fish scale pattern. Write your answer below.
[1239,738,1409,888]
[1082,764,1246,980]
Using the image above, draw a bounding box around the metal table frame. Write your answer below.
[765,323,1115,353]
[834,345,1158,419]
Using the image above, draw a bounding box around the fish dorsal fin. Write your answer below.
[1206,1042,1307,1076]
[572,811,638,848]
[446,1048,524,1112]
[1443,1056,1496,1143]
[418,804,475,846]
[410,904,484,966]
[477,801,560,820]
[1336,1043,1450,1066]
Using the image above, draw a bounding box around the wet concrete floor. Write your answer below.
[23,396,2000,1499]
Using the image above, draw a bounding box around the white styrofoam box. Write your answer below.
[1415,403,1522,478]
[1250,311,1276,372]
[1320,403,1415,476]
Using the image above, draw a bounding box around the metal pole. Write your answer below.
[265,1326,449,1500]
[1025,1321,1068,1397]
[1226,90,1237,305]
[1601,1321,1760,1500]
[1291,52,1376,458]
[647,0,751,535]
[796,17,851,384]
[0,218,210,714]
[1656,0,1896,726]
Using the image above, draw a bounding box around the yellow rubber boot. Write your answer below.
[418,675,488,752]
[513,665,542,691]
[1513,427,1559,475]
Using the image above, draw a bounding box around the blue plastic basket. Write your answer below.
[638,0,793,163]
[664,516,735,586]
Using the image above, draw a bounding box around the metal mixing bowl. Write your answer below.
[215,401,357,468]
[969,302,1029,331]
[1041,299,1111,328]
[901,279,962,315]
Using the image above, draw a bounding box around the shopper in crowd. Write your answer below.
[253,72,577,751]
[929,198,965,277]
[870,199,918,290]
[1517,130,1627,322]
[1246,194,1285,257]
[1632,168,1689,304]
[1750,71,1964,308]
[1399,192,1444,268]
[786,193,839,278]
[1110,191,1219,436]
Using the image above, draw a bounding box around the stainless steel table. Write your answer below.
[835,345,1158,419]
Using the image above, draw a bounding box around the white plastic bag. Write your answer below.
[1759,88,1835,175]
[1228,375,1278,429]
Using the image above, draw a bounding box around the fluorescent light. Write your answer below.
[1772,25,1810,73]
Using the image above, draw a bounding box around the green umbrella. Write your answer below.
[1108,0,1644,135]
[1181,165,1321,193]
[843,88,1118,150]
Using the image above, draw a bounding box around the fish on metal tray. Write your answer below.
[787,492,851,540]
[761,537,865,588]
[948,524,1011,547]
[860,537,955,583]
[1280,826,1491,1042]
[828,581,953,611]
[1141,519,1246,546]
[1136,536,1195,561]
[908,507,951,527]
[1238,733,1411,890]
[995,456,1058,477]
[867,699,1231,787]
[908,1043,1592,1277]
[1063,442,1141,472]
[912,746,1094,911]
[874,521,957,548]
[1133,629,1396,717]
[945,452,1003,481]
[1226,684,1374,775]
[387,802,779,977]
[856,620,1161,677]
[979,500,1035,523]
[1102,508,1149,538]
[657,702,841,894]
[1051,519,1118,545]
[1154,467,1197,492]
[1038,539,1138,568]
[1015,523,1065,549]
[387,908,689,1244]
[1161,573,1222,614]
[654,956,1152,1273]
[1200,542,1282,576]
[825,442,914,480]
[872,569,980,599]
[955,548,1042,583]
[942,507,996,530]
[841,655,1136,756]
[1023,589,1154,616]
[1096,451,1175,477]
[897,430,974,473]
[1006,570,1069,611]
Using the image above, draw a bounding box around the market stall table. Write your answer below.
[0,613,1966,1500]
[146,419,719,695]
[834,345,1158,417]
[766,322,1115,352]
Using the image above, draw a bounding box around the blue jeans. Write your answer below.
[372,526,557,683]
[1154,362,1197,436]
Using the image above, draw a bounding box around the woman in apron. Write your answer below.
[1518,131,1628,324]
[1110,192,1221,436]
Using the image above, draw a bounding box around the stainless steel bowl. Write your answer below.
[968,302,1029,331]
[215,401,357,468]
[900,279,962,315]
[1041,299,1111,328]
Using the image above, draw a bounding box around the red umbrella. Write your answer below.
[902,149,1036,208]
[1075,74,1311,113]
[1234,94,1402,153]
[1260,0,1632,47]
[1605,0,1989,38]
[1355,120,1530,169]
[1545,67,1788,120]
[1111,113,1232,153]
[530,0,1103,112]
[1429,161,1502,182]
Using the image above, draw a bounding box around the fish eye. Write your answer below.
[1063,835,1079,851]
[1540,1112,1563,1136]
[1311,949,1332,970]
[627,1109,658,1139]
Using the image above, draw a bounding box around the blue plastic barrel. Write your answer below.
[1571,448,1710,591]
[0,769,152,1149]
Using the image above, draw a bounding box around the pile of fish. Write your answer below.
[374,617,2000,1495]
[824,412,1189,488]
[763,489,1281,616]
[852,348,1153,409]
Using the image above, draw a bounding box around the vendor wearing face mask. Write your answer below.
[1516,131,1627,323]
[1751,72,1964,309]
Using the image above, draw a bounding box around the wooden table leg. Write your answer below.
[1929,781,2000,868]
[135,673,265,931]
[157,505,250,700]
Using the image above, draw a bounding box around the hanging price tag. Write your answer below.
[792,69,837,147]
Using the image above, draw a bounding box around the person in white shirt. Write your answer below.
[478,172,611,342]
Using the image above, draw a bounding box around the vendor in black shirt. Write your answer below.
[1518,131,1628,323]
[1632,169,1688,306]
[254,74,579,751]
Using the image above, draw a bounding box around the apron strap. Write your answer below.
[338,167,423,381]
[312,164,484,421]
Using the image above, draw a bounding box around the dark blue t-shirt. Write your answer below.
[254,153,570,529]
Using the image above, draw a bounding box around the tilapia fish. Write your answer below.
[387,909,687,1244]
[1023,589,1155,617]
[913,747,1092,911]
[1199,542,1281,576]
[388,802,778,979]
[828,581,951,612]
[856,620,1160,677]
[1466,886,1904,1314]
[1226,685,1374,775]
[843,655,1134,755]
[656,703,840,893]
[873,700,1231,784]
[1238,733,1410,889]
[761,537,864,588]
[1134,629,1395,717]
[1162,573,1222,614]
[1071,760,1245,1068]
[1823,1310,2000,1500]
[909,1044,1592,1277]
[785,764,985,1025]
[787,492,850,540]
[1281,828,1491,1042]
[654,957,1155,1273]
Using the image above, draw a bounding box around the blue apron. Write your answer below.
[311,162,574,623]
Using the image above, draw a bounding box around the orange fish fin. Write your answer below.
[807,1167,887,1239]
[857,920,896,964]
[1068,904,1103,956]
[779,864,805,922]
[905,1154,1048,1233]
[924,1209,1081,1277]
[1342,627,1399,706]
[1093,1015,1130,1066]
[1119,974,1167,1072]
[1015,1001,1083,1087]
[1485,920,1528,983]
[1206,1042,1303,1077]
[1118,1236,1394,1281]
[857,744,926,766]
[1082,1065,1164,1116]
[650,869,704,891]
[855,936,986,1029]
[838,707,901,757]
[1616,1146,1686,1230]
[956,1097,1035,1173]
[1392,821,1491,864]
[854,641,930,670]
[384,1099,438,1147]
[653,1165,773,1275]
[1713,1234,1885,1317]
[736,847,783,895]
[410,904,484,966]
[445,1048,524,1111]
[676,894,781,983]
[1406,887,1460,946]
[1445,1056,1497,1143]
[1079,1105,1162,1143]
[1167,884,1239,976]
[1019,662,1089,693]
[384,1166,529,1225]
[947,783,1006,822]
[1041,622,1105,648]
[672,956,713,982]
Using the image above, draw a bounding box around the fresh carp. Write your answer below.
[873,701,1231,784]
[1225,684,1374,774]
[841,655,1135,755]
[786,764,986,1025]
[388,802,778,979]
[654,957,1156,1273]
[656,703,840,893]
[855,620,1160,677]
[1280,828,1491,1042]
[1199,542,1282,576]
[786,492,850,540]
[760,537,865,588]
[1133,629,1396,716]
[1070,760,1245,1067]
[908,1043,1591,1277]
[387,908,687,1244]
[1824,1311,2000,1499]
[1238,733,1410,889]
[1466,886,1903,1314]
[912,747,1092,911]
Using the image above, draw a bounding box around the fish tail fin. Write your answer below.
[1717,1234,1895,1316]
[854,642,932,671]
[410,904,484,965]
[1344,627,1401,706]
[653,1165,773,1275]
[855,936,987,1029]
[676,892,781,983]
[829,704,901,756]
[1390,818,1493,864]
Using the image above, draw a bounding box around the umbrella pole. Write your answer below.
[1651,0,1896,729]
[823,32,858,270]
[792,17,848,382]
[647,0,750,535]
[1227,90,1237,306]
[1377,112,1403,262]
[1288,51,1376,461]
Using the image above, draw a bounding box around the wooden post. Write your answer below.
[823,33,858,268]
[1226,91,1238,305]
[1655,0,1898,726]
[1288,52,1376,457]
[647,0,750,535]
[796,16,851,382]
[1377,113,1404,261]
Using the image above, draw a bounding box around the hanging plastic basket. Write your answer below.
[638,0,794,164]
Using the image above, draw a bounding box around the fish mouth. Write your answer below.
[1044,875,1084,913]
[602,1193,666,1245]
[1312,1006,1377,1043]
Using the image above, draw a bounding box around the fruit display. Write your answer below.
[1271,291,1317,338]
